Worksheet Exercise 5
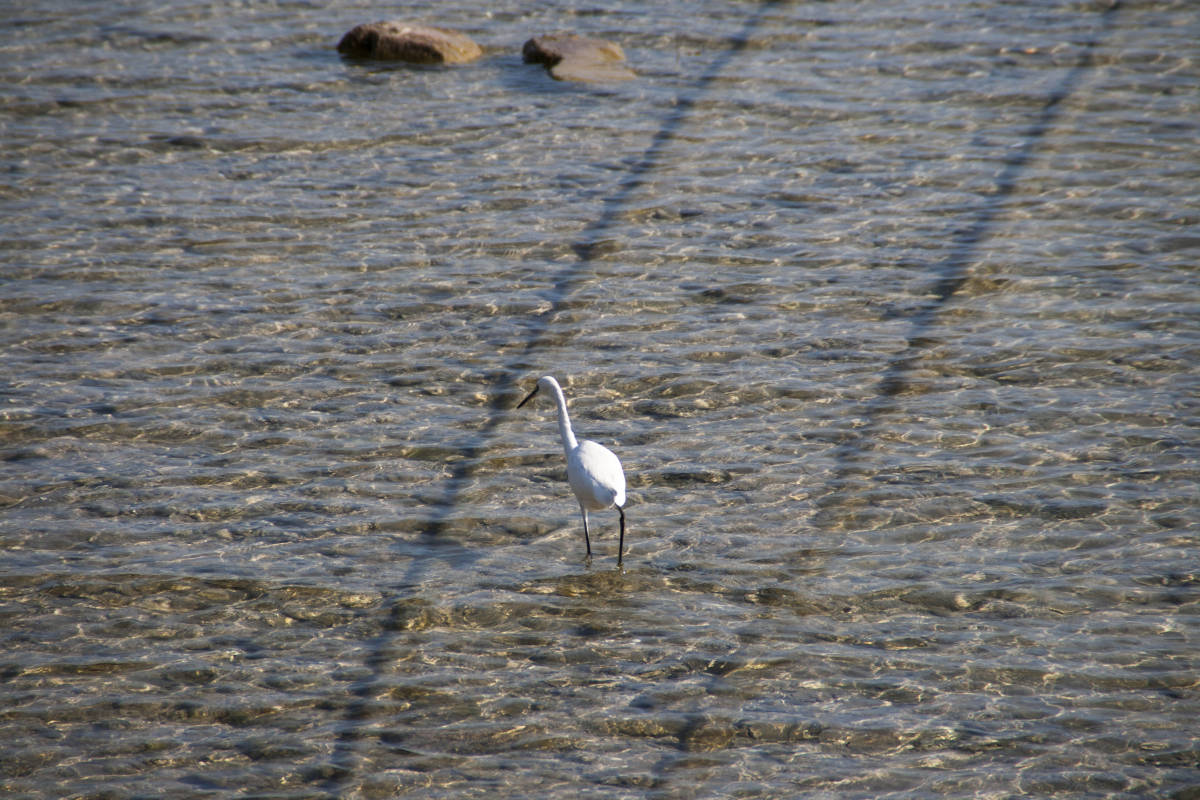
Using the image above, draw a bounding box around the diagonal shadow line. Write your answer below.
[418,9,784,536]
[812,0,1124,517]
[322,3,785,792]
[641,5,1122,784]
[419,1,786,553]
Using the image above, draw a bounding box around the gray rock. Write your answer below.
[522,33,635,82]
[337,21,482,65]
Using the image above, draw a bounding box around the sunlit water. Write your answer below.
[2,1,1197,797]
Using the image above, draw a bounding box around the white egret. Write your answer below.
[517,375,627,566]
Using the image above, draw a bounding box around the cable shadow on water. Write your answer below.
[322,3,786,792]
[811,0,1124,526]
[423,1,785,555]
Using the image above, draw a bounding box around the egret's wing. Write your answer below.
[569,439,626,509]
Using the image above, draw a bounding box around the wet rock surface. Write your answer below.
[337,21,482,65]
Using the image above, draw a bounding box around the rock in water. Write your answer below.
[337,21,482,65]
[522,33,635,82]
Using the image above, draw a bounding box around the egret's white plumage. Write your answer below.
[517,375,627,565]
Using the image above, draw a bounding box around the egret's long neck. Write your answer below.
[550,385,579,455]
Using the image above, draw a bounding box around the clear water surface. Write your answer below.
[1,1,1197,797]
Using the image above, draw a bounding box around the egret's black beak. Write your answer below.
[516,384,539,408]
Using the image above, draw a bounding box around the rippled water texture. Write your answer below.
[2,1,1198,797]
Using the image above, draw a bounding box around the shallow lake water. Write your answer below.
[1,1,1197,797]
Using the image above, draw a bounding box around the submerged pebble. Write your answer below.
[522,32,636,82]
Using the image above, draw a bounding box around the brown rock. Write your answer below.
[337,21,482,65]
[522,33,635,82]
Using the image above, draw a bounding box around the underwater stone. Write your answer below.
[522,32,635,82]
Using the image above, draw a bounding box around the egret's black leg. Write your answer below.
[580,506,592,557]
[617,506,626,567]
